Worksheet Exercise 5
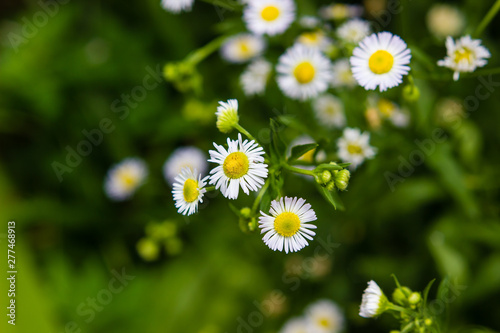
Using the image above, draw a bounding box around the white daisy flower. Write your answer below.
[320,4,363,21]
[390,108,410,128]
[337,19,371,45]
[220,33,266,64]
[350,32,412,92]
[163,146,208,185]
[104,158,148,201]
[258,196,317,253]
[331,58,358,89]
[279,316,309,333]
[240,58,272,96]
[427,4,465,39]
[277,44,333,100]
[172,167,208,216]
[337,127,376,169]
[296,30,333,52]
[208,133,268,200]
[437,35,491,81]
[216,99,239,133]
[305,299,344,333]
[160,0,194,14]
[243,0,296,36]
[313,94,346,129]
[360,280,388,318]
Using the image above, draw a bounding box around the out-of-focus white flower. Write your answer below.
[163,146,208,185]
[296,30,333,52]
[337,128,376,169]
[243,0,296,36]
[437,35,490,81]
[320,3,363,20]
[279,316,309,333]
[312,94,346,129]
[331,58,358,89]
[240,58,272,96]
[104,158,148,201]
[427,4,465,39]
[337,19,371,45]
[161,0,194,14]
[305,299,344,333]
[220,33,266,64]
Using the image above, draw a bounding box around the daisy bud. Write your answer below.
[425,318,433,326]
[326,180,336,191]
[136,238,160,262]
[334,169,350,191]
[408,292,421,306]
[240,207,252,218]
[320,170,332,184]
[216,99,239,133]
[392,286,412,305]
[403,84,420,102]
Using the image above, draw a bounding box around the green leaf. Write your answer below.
[288,143,318,163]
[316,185,341,210]
[422,278,436,307]
[315,163,344,171]
[259,190,272,212]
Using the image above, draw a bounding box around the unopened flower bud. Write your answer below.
[240,207,252,218]
[409,292,421,305]
[320,170,332,184]
[334,169,350,191]
[403,84,420,102]
[425,318,433,326]
[392,286,412,305]
[326,180,336,191]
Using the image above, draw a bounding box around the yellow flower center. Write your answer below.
[274,212,301,237]
[300,31,321,44]
[118,169,138,190]
[294,62,316,84]
[347,143,363,155]
[261,6,280,21]
[223,152,249,179]
[183,179,199,203]
[319,318,331,328]
[454,47,473,64]
[239,41,251,56]
[377,98,395,117]
[368,50,394,74]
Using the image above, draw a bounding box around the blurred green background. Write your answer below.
[1,0,500,332]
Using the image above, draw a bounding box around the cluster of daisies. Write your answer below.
[279,299,344,333]
[102,98,376,254]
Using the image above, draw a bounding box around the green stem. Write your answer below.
[205,186,216,192]
[185,35,227,66]
[252,181,270,213]
[283,163,315,177]
[475,0,500,37]
[464,66,500,77]
[234,124,258,143]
